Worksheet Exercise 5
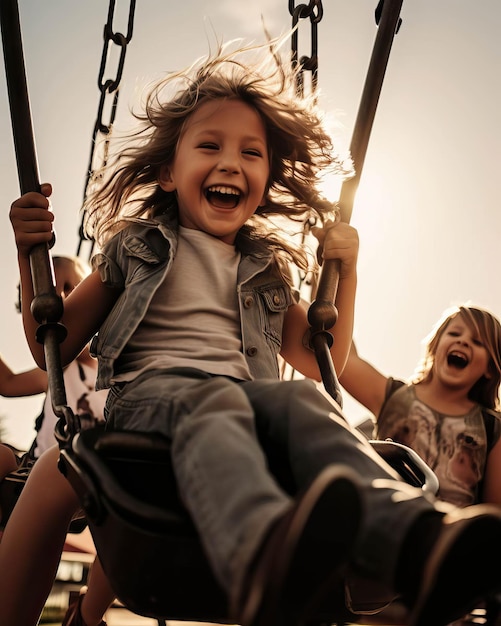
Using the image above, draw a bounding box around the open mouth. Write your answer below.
[447,351,469,369]
[205,185,241,209]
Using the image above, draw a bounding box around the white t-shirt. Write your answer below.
[114,226,252,382]
[33,359,108,458]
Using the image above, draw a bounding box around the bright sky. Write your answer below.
[0,0,500,450]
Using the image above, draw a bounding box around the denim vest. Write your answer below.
[90,214,298,390]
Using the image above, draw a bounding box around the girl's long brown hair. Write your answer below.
[83,38,352,273]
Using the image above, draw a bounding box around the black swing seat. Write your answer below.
[0,451,89,533]
[58,426,230,622]
[0,456,33,530]
[57,424,439,624]
[367,439,439,495]
[0,452,87,533]
[0,446,34,530]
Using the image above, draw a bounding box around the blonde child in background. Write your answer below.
[0,255,106,523]
[340,304,501,508]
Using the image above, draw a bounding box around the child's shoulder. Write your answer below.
[384,377,407,398]
[102,215,177,254]
[378,377,410,418]
[481,407,501,452]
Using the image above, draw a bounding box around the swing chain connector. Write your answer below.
[375,0,402,33]
[54,404,81,445]
[289,0,323,99]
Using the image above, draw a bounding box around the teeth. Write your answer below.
[207,185,240,195]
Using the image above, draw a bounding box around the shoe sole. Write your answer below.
[245,464,364,626]
[410,505,501,626]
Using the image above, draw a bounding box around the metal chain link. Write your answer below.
[77,0,136,259]
[288,0,324,287]
[289,0,323,99]
[280,2,324,380]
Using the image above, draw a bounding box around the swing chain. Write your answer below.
[289,0,323,99]
[281,2,323,383]
[99,0,136,95]
[288,0,324,287]
[77,0,136,259]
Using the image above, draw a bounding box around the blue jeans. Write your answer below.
[105,368,438,597]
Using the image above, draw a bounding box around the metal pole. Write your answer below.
[339,0,404,224]
[308,0,404,402]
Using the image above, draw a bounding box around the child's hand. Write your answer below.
[311,220,359,279]
[9,183,55,258]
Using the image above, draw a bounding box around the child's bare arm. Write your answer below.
[0,355,47,397]
[339,342,388,416]
[280,221,359,380]
[9,184,118,369]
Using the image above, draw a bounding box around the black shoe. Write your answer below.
[408,504,501,626]
[233,465,363,626]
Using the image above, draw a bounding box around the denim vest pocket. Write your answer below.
[257,284,293,348]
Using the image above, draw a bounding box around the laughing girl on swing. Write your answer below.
[2,39,501,626]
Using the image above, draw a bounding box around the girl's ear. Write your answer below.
[158,164,176,192]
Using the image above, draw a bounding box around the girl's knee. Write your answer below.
[22,445,80,514]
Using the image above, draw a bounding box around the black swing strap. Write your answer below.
[0,0,78,442]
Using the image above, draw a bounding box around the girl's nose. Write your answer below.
[217,151,241,174]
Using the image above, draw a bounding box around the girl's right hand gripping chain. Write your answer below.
[9,183,55,258]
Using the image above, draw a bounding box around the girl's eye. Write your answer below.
[243,149,262,157]
[199,143,219,150]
